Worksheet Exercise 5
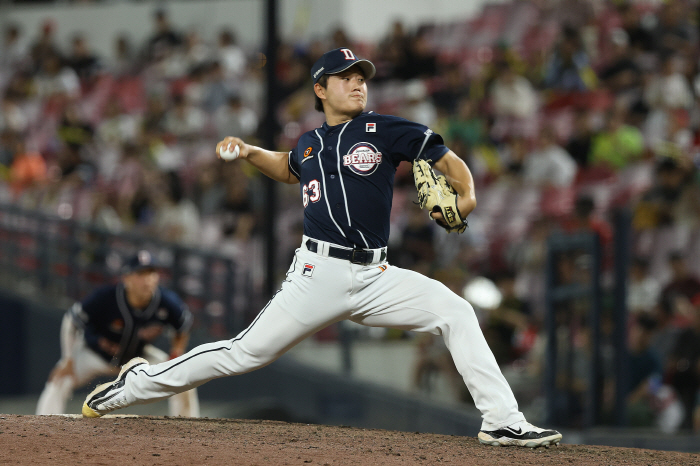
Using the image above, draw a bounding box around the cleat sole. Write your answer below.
[82,357,148,418]
[81,402,100,418]
[478,431,563,448]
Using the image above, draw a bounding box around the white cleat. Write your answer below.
[478,421,562,448]
[82,357,148,418]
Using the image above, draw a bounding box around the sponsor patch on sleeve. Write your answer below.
[366,123,376,132]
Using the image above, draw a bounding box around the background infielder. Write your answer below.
[83,48,561,448]
[37,250,199,417]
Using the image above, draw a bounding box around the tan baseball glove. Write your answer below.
[413,159,468,234]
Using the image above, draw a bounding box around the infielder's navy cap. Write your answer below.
[311,47,376,85]
[122,250,160,274]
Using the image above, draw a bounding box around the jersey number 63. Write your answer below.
[302,179,321,207]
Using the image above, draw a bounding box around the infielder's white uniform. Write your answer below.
[119,237,524,430]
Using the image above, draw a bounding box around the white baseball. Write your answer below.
[219,144,240,161]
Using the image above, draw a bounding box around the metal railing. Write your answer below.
[0,203,245,337]
[544,211,632,429]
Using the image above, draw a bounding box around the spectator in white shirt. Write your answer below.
[150,170,200,245]
[1,24,30,75]
[644,54,693,110]
[628,256,661,315]
[34,53,80,100]
[214,94,258,140]
[490,61,539,140]
[399,79,437,128]
[523,127,578,188]
[164,94,206,140]
[217,29,247,82]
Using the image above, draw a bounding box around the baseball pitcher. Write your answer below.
[82,48,560,448]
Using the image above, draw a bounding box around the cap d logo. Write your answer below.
[343,142,382,176]
[340,48,356,60]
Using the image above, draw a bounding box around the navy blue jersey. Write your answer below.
[288,112,449,248]
[70,283,193,365]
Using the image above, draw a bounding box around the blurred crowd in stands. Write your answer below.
[2,0,700,431]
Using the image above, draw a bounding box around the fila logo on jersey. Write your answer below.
[302,263,315,277]
[343,142,382,176]
[366,123,376,132]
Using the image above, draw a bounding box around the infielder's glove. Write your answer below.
[413,159,468,234]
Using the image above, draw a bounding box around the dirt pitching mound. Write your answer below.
[1,414,699,465]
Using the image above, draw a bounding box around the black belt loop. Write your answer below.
[305,238,385,265]
[305,239,318,253]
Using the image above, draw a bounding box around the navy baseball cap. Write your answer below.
[122,250,160,274]
[311,47,376,85]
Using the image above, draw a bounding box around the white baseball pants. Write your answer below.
[123,236,525,429]
[36,337,199,417]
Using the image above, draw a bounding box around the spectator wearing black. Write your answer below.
[29,19,61,73]
[660,251,700,312]
[67,34,101,84]
[598,28,640,96]
[543,25,594,92]
[57,104,94,152]
[619,3,654,54]
[565,110,593,167]
[667,296,700,430]
[431,64,469,115]
[626,314,663,427]
[395,27,437,80]
[145,9,183,62]
[219,162,255,243]
[651,1,695,58]
[395,201,435,270]
[483,271,532,366]
[633,158,690,230]
[651,296,683,364]
[374,20,410,81]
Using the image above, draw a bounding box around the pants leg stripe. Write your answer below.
[141,253,299,379]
